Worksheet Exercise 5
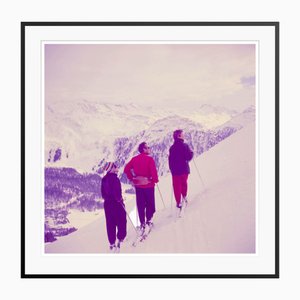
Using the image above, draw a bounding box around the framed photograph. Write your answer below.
[21,22,279,278]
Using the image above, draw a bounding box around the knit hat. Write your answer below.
[173,129,183,140]
[103,162,116,173]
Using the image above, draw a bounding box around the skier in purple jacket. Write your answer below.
[169,129,194,209]
[101,162,127,252]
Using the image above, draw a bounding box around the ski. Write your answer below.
[176,198,188,219]
[115,240,123,253]
[109,244,119,253]
[176,207,184,219]
[132,226,145,247]
[140,224,153,241]
[132,224,153,247]
[109,239,124,253]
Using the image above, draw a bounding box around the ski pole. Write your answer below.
[170,182,174,210]
[171,185,173,209]
[156,184,166,209]
[192,158,206,189]
[136,206,139,227]
[119,201,139,234]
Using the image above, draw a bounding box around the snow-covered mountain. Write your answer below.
[113,114,239,179]
[113,106,255,178]
[215,105,255,130]
[45,120,256,254]
[45,99,252,173]
[45,100,160,171]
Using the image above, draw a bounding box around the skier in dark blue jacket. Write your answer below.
[169,129,194,209]
[101,162,127,252]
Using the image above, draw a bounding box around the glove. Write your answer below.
[132,176,151,186]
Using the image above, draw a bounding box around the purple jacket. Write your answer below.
[169,139,193,176]
[101,173,122,203]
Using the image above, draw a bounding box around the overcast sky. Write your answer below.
[45,44,255,112]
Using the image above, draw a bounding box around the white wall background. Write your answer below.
[0,0,296,299]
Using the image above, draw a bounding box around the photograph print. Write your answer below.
[44,42,256,255]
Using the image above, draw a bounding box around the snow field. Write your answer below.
[45,122,255,254]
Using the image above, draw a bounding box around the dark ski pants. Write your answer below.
[135,187,155,226]
[172,174,189,206]
[104,201,127,245]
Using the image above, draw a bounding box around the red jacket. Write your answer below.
[124,153,159,188]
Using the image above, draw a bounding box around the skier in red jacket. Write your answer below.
[124,142,159,232]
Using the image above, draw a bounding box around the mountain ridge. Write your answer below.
[45,99,255,174]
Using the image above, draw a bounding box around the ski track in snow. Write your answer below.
[45,122,255,254]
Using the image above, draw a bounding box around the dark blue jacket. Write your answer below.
[101,173,123,203]
[168,139,194,175]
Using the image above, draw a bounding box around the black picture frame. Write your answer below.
[21,21,279,278]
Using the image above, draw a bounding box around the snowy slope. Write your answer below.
[45,121,255,254]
